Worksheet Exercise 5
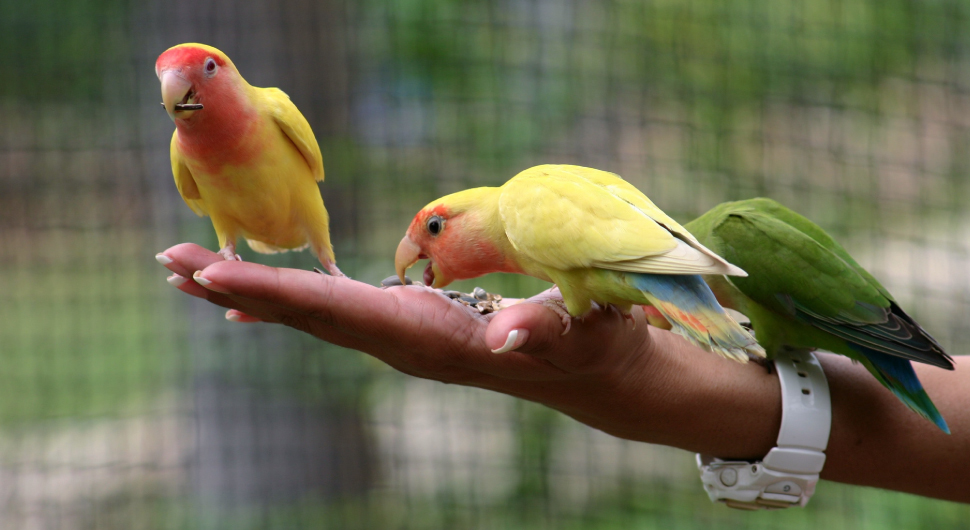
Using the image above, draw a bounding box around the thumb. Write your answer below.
[486,301,566,356]
[487,299,651,374]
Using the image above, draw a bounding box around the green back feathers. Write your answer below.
[686,198,952,369]
[687,198,888,321]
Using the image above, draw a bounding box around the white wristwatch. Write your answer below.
[697,347,831,510]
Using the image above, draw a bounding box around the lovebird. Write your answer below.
[156,43,342,276]
[685,198,953,432]
[394,164,765,361]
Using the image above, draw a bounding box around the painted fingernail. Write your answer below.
[192,270,230,293]
[155,254,173,265]
[166,274,187,287]
[491,329,529,354]
[226,311,241,322]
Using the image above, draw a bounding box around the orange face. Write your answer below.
[156,45,235,122]
[395,203,520,288]
[156,44,261,169]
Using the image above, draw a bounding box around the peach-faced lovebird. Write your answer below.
[395,164,764,361]
[156,43,342,276]
[685,198,953,432]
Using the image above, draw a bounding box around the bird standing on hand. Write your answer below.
[157,43,342,276]
[395,164,763,361]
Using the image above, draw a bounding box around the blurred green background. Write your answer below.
[1,0,969,527]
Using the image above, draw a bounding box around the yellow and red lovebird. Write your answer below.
[395,164,765,361]
[156,43,342,276]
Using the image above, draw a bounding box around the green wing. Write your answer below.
[689,198,952,369]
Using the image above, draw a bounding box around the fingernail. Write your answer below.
[155,254,173,265]
[192,270,229,293]
[491,329,529,354]
[226,311,241,322]
[166,274,187,287]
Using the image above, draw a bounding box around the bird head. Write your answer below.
[155,43,239,122]
[395,187,514,289]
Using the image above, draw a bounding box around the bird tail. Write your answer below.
[631,274,765,363]
[851,346,949,433]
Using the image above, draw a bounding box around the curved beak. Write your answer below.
[160,70,194,121]
[394,235,422,284]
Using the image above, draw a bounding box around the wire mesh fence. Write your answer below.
[2,0,969,527]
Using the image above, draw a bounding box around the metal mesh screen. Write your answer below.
[2,0,968,527]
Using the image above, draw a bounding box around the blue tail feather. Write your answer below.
[628,273,763,361]
[849,345,949,434]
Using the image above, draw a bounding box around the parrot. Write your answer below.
[155,43,342,276]
[394,164,765,362]
[684,197,953,432]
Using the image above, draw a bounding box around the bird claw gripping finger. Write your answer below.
[541,298,573,335]
[607,304,636,329]
[313,262,346,277]
[217,244,242,261]
[323,262,346,278]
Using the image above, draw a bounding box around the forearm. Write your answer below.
[820,354,968,501]
[604,331,968,502]
[545,326,782,460]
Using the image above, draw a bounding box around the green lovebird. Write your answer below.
[685,198,953,433]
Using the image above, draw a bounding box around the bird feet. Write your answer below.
[611,305,636,329]
[541,299,573,335]
[321,261,346,278]
[217,244,242,261]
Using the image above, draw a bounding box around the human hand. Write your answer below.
[156,243,782,459]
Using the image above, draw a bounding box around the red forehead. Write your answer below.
[409,204,451,235]
[156,46,227,71]
[427,205,450,217]
[415,204,450,222]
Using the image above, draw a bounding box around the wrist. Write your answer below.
[614,327,781,457]
[698,349,831,509]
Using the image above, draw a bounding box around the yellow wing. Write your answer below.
[498,165,745,275]
[169,131,207,217]
[259,87,325,182]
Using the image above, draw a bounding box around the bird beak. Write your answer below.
[160,70,201,121]
[395,235,422,285]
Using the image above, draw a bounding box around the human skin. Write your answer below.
[157,243,969,503]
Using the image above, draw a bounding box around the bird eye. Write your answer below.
[204,58,218,76]
[426,215,444,236]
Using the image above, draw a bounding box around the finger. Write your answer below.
[159,245,271,324]
[486,302,563,354]
[225,309,262,323]
[156,243,223,278]
[164,265,280,324]
[195,261,572,380]
[487,301,652,375]
[196,261,409,334]
[165,272,210,298]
